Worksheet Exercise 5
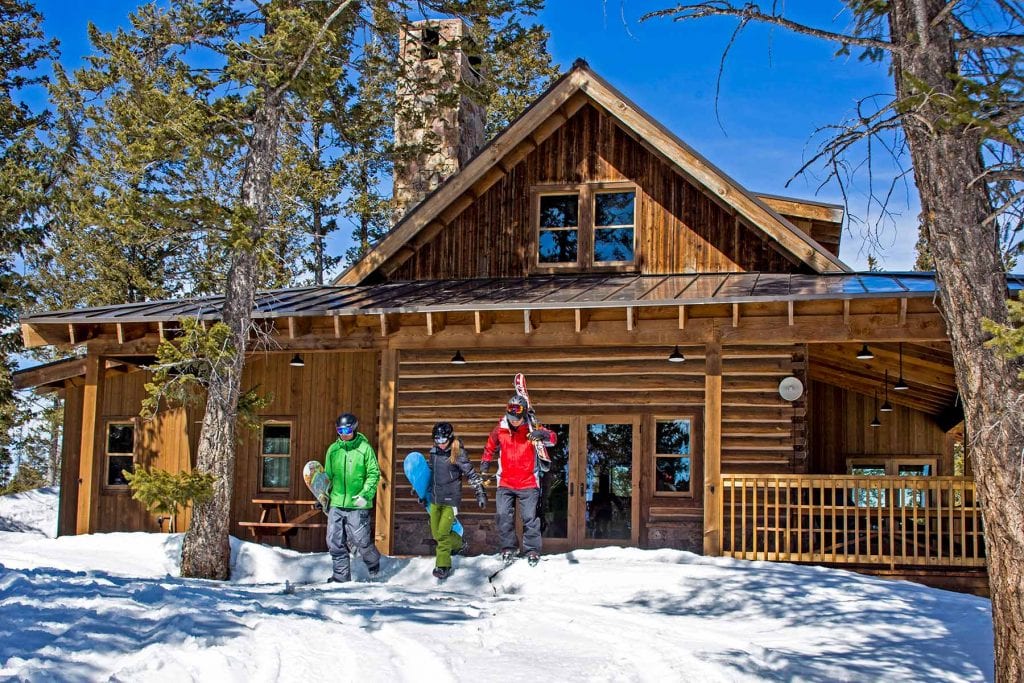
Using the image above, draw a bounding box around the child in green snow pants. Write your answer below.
[429,503,463,569]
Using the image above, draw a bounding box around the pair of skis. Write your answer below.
[513,372,551,473]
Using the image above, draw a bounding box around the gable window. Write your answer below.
[594,191,636,264]
[538,193,579,264]
[534,184,637,271]
[261,422,293,491]
[654,417,693,497]
[105,421,135,489]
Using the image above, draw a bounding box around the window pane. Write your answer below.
[107,455,133,486]
[107,424,134,454]
[594,227,634,262]
[595,191,635,226]
[656,420,691,455]
[539,194,578,228]
[263,424,291,455]
[851,466,886,477]
[656,456,690,492]
[262,457,290,489]
[898,464,932,477]
[539,229,578,263]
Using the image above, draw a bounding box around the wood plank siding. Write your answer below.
[60,351,379,550]
[387,104,805,281]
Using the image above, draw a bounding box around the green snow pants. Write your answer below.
[429,503,463,568]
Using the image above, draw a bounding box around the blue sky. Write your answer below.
[32,0,918,270]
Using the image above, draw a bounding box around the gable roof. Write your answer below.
[337,60,850,285]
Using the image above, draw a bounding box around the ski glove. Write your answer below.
[475,490,488,509]
[480,460,491,475]
[528,429,550,443]
[354,495,369,508]
[418,496,428,506]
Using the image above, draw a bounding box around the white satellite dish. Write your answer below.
[778,376,804,402]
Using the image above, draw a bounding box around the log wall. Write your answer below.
[389,104,804,281]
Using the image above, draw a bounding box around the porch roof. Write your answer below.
[21,271,1020,325]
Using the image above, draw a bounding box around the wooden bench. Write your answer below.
[239,498,326,547]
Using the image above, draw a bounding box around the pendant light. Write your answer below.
[856,343,874,360]
[893,342,909,390]
[667,345,686,363]
[869,390,882,428]
[450,350,467,365]
[289,353,305,367]
[880,369,893,412]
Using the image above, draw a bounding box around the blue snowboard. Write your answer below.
[403,451,464,537]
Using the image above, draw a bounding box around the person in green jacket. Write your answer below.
[324,412,381,582]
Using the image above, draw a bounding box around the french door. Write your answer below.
[540,415,640,551]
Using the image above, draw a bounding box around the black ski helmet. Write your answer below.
[506,395,528,421]
[336,413,358,435]
[432,422,454,443]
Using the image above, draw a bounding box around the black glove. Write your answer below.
[313,500,324,512]
[476,490,488,509]
[528,429,549,443]
[480,460,491,475]
[417,496,428,506]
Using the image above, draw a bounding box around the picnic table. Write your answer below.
[238,498,325,547]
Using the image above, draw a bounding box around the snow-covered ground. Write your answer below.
[0,489,994,682]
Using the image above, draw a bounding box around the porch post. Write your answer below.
[703,340,722,556]
[76,352,105,535]
[374,348,399,554]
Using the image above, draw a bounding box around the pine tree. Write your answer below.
[52,0,552,580]
[0,0,58,490]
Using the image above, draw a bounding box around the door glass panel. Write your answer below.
[585,423,632,540]
[540,424,570,540]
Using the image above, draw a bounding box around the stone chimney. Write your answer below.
[393,19,485,221]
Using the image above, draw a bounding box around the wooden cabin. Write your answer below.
[18,50,997,593]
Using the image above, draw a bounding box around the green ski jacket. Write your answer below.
[324,433,380,509]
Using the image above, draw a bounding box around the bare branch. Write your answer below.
[930,0,964,28]
[956,34,1024,50]
[642,2,899,54]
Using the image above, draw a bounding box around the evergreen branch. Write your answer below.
[642,3,898,54]
[275,0,358,99]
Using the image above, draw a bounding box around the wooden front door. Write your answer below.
[540,415,641,552]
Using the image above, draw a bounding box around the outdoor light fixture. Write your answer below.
[450,350,467,365]
[856,343,874,360]
[880,369,893,412]
[893,342,909,390]
[668,345,686,363]
[870,390,882,428]
[289,353,305,367]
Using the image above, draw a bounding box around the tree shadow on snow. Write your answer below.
[611,559,992,682]
[0,562,478,679]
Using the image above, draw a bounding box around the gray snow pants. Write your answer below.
[496,487,541,554]
[326,507,381,582]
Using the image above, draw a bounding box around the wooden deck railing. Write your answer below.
[720,475,985,568]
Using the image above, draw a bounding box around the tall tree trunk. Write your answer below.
[47,396,60,486]
[180,94,282,580]
[889,3,1024,680]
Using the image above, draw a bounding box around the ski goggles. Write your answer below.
[337,425,356,436]
[505,402,526,417]
[433,435,451,444]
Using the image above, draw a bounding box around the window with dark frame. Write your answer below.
[105,422,135,488]
[420,27,440,61]
[535,185,637,270]
[655,418,692,495]
[594,191,636,263]
[261,422,292,491]
[538,193,579,264]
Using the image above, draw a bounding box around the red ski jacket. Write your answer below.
[481,417,556,490]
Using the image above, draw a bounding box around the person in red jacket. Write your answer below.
[480,395,557,567]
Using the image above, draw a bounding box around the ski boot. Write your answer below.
[432,566,452,581]
[500,548,517,566]
[526,551,540,567]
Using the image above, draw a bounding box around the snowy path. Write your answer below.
[0,502,995,683]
